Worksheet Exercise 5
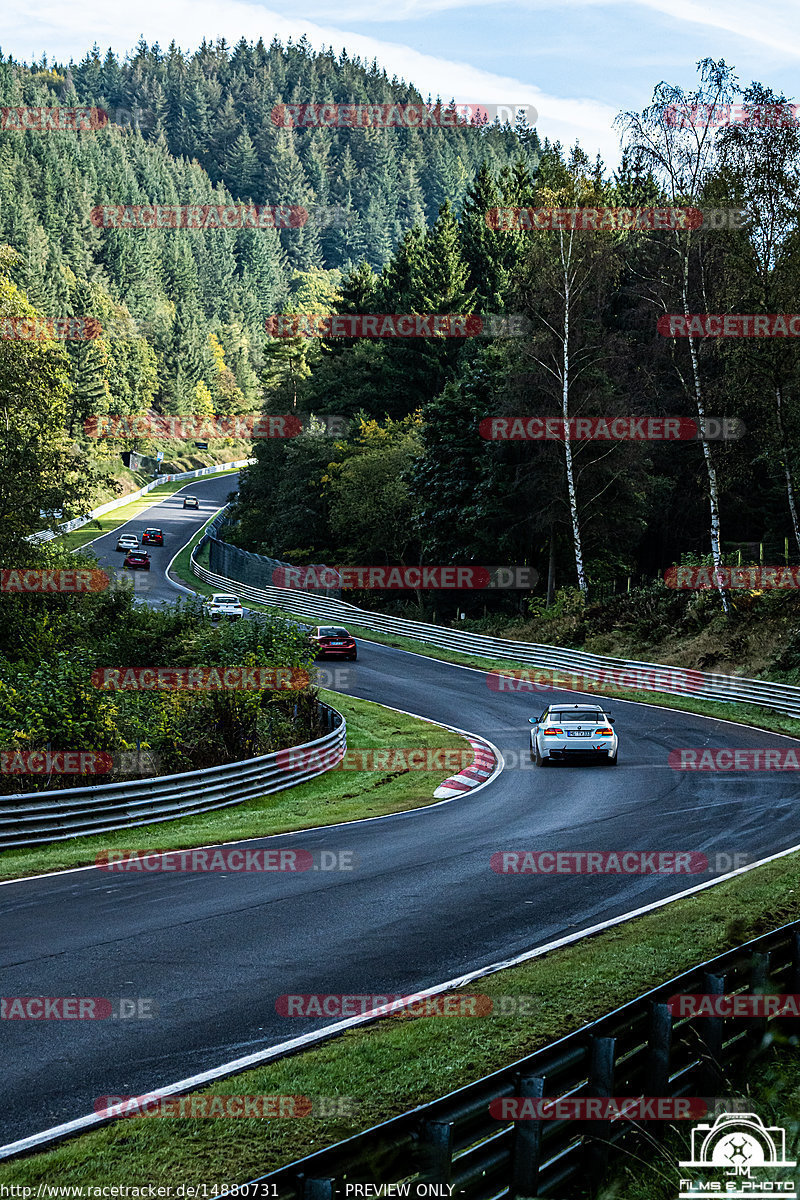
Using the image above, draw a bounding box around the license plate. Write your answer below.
[567,731,591,737]
[330,641,344,646]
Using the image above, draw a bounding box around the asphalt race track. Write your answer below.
[2,473,800,1147]
[85,472,240,607]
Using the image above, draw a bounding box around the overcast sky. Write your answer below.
[2,0,797,167]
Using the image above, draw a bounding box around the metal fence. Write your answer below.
[209,539,342,598]
[0,704,344,849]
[236,921,800,1199]
[192,530,800,721]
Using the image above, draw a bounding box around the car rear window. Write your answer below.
[549,710,605,723]
[318,628,349,636]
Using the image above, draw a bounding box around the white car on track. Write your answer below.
[204,593,244,621]
[116,534,139,552]
[529,703,618,766]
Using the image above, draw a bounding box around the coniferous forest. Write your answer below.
[1,46,799,611]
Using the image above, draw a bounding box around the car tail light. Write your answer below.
[543,727,563,736]
[594,728,614,736]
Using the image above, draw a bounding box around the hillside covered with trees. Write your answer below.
[1,46,799,627]
[228,62,800,616]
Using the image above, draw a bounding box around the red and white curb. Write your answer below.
[434,737,498,798]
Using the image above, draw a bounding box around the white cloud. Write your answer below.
[630,0,800,59]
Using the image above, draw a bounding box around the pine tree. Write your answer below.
[227,127,259,197]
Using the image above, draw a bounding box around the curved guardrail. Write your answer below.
[0,703,345,849]
[191,539,800,721]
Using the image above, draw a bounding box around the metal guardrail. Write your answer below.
[191,536,800,721]
[0,704,345,848]
[238,921,800,1199]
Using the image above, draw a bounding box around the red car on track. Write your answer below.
[142,528,163,545]
[123,551,151,571]
[309,626,357,661]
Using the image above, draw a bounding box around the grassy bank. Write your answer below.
[0,691,472,881]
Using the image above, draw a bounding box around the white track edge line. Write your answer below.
[4,835,800,1161]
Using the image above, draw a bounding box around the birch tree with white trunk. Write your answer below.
[715,82,800,554]
[517,151,625,594]
[617,58,738,614]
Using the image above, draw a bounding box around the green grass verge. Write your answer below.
[4,841,800,1185]
[168,546,800,742]
[0,691,470,882]
[60,469,243,552]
